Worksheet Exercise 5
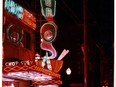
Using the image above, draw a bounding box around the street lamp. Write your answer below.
[66,67,71,75]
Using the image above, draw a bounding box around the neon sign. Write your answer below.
[21,9,36,29]
[4,0,23,19]
[4,0,36,30]
[40,22,57,59]
[40,22,57,42]
[40,0,56,18]
[5,60,33,66]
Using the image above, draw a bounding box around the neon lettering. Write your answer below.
[4,0,36,30]
[40,0,56,17]
[5,61,19,66]
[4,0,23,19]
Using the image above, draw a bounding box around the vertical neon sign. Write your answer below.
[40,0,57,59]
[40,22,57,59]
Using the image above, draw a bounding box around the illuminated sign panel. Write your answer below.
[4,0,36,30]
[21,9,36,29]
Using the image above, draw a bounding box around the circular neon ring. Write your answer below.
[40,22,57,43]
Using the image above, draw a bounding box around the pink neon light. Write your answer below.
[40,41,57,59]
[57,49,69,60]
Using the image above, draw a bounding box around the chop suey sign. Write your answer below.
[5,60,33,66]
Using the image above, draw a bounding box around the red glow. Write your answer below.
[22,9,36,30]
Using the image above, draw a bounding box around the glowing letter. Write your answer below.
[40,0,56,18]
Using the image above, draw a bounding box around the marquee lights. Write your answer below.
[3,71,52,81]
[4,0,36,30]
[3,65,61,80]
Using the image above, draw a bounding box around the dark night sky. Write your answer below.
[55,0,114,45]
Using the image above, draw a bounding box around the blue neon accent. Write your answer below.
[4,0,23,19]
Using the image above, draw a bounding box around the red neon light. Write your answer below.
[22,10,36,22]
[22,9,36,30]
